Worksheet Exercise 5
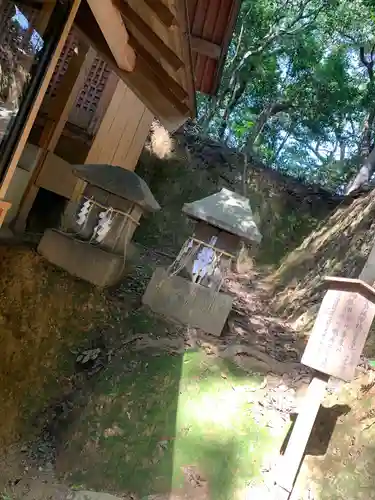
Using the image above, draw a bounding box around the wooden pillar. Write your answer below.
[66,80,154,229]
[0,0,82,231]
[13,41,97,232]
[85,79,153,168]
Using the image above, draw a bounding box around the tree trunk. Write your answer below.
[345,146,375,194]
[347,47,375,193]
[245,108,270,153]
[245,102,291,154]
[199,96,217,132]
[218,79,247,141]
[358,107,375,158]
[345,105,375,194]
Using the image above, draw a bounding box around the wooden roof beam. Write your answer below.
[74,0,193,130]
[113,0,184,71]
[87,0,136,72]
[191,36,221,60]
[143,0,176,28]
[128,32,188,102]
[134,56,189,116]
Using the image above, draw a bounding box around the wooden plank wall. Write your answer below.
[85,79,154,171]
[42,29,114,138]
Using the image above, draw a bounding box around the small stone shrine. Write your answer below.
[38,164,160,287]
[142,188,262,336]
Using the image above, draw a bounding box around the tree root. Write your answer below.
[220,344,302,374]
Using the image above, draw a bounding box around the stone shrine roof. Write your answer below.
[182,188,262,243]
[73,164,160,212]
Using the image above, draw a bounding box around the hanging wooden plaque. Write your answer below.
[302,289,375,381]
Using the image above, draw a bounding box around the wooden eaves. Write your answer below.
[75,0,196,132]
[187,0,241,95]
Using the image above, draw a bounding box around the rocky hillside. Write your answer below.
[134,123,342,264]
[269,190,375,343]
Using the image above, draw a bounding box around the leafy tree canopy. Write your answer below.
[198,0,375,193]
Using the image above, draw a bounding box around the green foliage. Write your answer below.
[1,493,13,500]
[65,349,271,499]
[199,0,375,191]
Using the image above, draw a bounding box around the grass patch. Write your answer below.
[0,246,110,447]
[61,349,272,499]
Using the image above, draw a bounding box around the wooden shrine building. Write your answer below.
[0,0,241,235]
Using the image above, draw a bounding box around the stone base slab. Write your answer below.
[142,267,233,336]
[38,229,134,287]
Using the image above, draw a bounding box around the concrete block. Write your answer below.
[38,229,134,287]
[142,267,233,336]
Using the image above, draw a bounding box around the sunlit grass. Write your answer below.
[171,351,271,498]
[66,349,273,499]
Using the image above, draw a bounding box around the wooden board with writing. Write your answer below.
[302,290,375,381]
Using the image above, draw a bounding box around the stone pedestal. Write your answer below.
[37,164,159,286]
[142,267,233,336]
[38,229,136,287]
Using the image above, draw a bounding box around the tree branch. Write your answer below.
[242,153,248,196]
[245,101,292,153]
[234,0,326,74]
[360,46,374,81]
[274,127,294,162]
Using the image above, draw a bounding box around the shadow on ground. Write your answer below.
[56,347,272,500]
[0,245,111,452]
[295,373,375,500]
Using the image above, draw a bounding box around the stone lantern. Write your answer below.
[142,188,262,336]
[38,164,160,287]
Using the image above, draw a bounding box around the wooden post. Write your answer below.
[13,41,95,232]
[273,246,375,498]
[0,0,82,205]
[0,201,12,227]
[274,374,329,499]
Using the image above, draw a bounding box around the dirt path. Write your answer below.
[0,246,306,499]
[51,257,316,499]
[1,245,375,499]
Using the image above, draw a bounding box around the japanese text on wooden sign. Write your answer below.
[301,289,375,381]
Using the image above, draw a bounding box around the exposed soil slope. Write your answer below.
[271,190,375,345]
[265,190,375,499]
